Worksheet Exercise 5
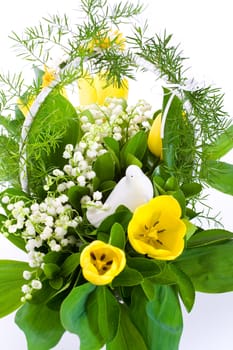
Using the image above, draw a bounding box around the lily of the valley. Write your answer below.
[86,165,154,227]
[128,195,186,260]
[80,240,126,285]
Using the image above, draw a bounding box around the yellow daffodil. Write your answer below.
[147,113,163,158]
[128,195,186,260]
[41,66,56,88]
[80,240,126,285]
[78,73,128,105]
[18,66,66,116]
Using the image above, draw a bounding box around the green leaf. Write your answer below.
[162,89,183,172]
[162,88,195,182]
[29,280,57,305]
[181,182,202,197]
[183,218,197,240]
[104,137,120,157]
[175,241,233,292]
[99,180,116,193]
[112,266,143,287]
[26,90,80,197]
[109,222,126,249]
[43,263,61,279]
[127,257,161,278]
[94,152,115,182]
[201,159,233,195]
[60,252,80,277]
[0,135,20,185]
[150,263,195,312]
[124,152,142,167]
[121,131,147,167]
[107,304,147,350]
[187,229,233,248]
[60,283,104,350]
[204,124,233,160]
[130,285,183,350]
[93,286,120,342]
[49,277,64,290]
[168,264,195,312]
[67,185,89,212]
[15,302,64,350]
[98,206,132,233]
[0,260,30,317]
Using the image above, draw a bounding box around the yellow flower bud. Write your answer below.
[78,73,128,106]
[80,240,126,285]
[147,113,163,158]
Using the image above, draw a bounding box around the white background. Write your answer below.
[1,1,233,349]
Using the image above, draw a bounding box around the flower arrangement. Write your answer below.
[1,1,233,349]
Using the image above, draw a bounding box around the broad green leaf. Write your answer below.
[93,286,120,342]
[99,180,116,193]
[29,280,58,305]
[107,304,147,350]
[201,160,233,195]
[121,131,147,166]
[60,283,104,350]
[181,182,202,197]
[0,260,29,317]
[150,263,195,312]
[130,285,183,350]
[67,185,89,212]
[124,152,142,167]
[15,302,64,350]
[164,176,179,191]
[49,277,64,290]
[187,229,233,248]
[60,252,80,277]
[26,90,80,197]
[109,222,126,249]
[168,264,195,312]
[0,135,20,185]
[127,257,161,278]
[98,206,132,233]
[112,266,143,287]
[94,152,115,182]
[43,263,61,279]
[204,124,233,160]
[183,218,197,240]
[104,137,120,157]
[175,241,233,292]
[162,88,195,181]
[162,89,183,171]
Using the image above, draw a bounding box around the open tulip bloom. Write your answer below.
[1,1,233,350]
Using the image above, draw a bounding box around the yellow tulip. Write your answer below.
[80,240,126,285]
[147,113,163,158]
[78,73,128,106]
[128,195,186,260]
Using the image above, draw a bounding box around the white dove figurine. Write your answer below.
[86,165,154,227]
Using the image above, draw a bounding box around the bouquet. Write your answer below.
[1,1,233,349]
